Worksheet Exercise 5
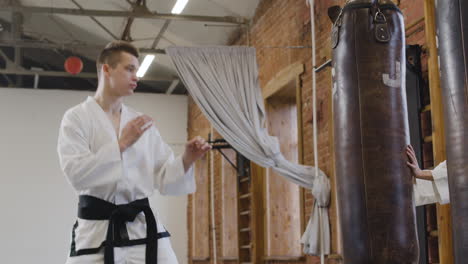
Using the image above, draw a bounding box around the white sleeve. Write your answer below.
[432,160,450,204]
[152,128,195,195]
[57,110,122,191]
[413,178,439,206]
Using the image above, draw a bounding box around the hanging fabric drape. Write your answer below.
[166,46,330,256]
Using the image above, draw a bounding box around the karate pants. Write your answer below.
[65,237,178,264]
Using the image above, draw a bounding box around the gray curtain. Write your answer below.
[166,46,330,255]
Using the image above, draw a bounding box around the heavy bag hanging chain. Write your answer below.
[331,7,344,49]
[332,0,390,48]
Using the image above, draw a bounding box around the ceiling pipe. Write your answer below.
[1,5,248,25]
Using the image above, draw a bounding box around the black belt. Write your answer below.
[76,195,168,264]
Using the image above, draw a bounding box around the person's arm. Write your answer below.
[118,115,153,152]
[414,170,434,181]
[57,110,122,191]
[58,112,153,191]
[153,132,211,195]
[182,136,212,172]
[406,145,449,205]
[406,144,434,181]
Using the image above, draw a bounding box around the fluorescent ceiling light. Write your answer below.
[171,0,189,14]
[136,55,155,78]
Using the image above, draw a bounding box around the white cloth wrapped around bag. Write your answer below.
[301,175,331,255]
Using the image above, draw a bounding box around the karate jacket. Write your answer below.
[57,96,195,262]
[414,161,449,206]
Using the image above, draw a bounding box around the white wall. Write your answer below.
[0,88,189,264]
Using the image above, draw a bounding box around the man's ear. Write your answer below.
[328,6,342,24]
[102,64,110,77]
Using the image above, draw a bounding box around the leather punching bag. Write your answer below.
[436,0,468,262]
[330,1,418,263]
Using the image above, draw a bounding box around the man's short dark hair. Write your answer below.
[96,41,140,77]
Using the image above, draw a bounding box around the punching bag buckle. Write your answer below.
[374,11,387,23]
[373,10,390,43]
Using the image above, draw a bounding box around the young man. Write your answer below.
[406,145,449,206]
[57,41,211,264]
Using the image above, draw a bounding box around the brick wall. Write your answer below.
[186,1,429,264]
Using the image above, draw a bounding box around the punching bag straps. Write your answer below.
[331,7,343,49]
[370,0,391,43]
[370,0,380,16]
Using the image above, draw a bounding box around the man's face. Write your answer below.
[106,52,140,96]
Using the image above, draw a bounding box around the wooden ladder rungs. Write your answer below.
[424,135,433,142]
[429,230,438,237]
[239,193,251,199]
[240,210,250,216]
[239,177,249,183]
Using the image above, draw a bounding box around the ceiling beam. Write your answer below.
[120,0,145,41]
[0,40,166,54]
[0,50,15,85]
[0,49,16,68]
[2,5,248,24]
[0,68,178,81]
[151,20,171,49]
[11,7,24,87]
[70,0,119,40]
[0,73,14,86]
[165,79,179,94]
[47,13,77,40]
[0,68,98,78]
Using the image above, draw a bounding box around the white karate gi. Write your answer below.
[58,96,195,264]
[413,161,450,206]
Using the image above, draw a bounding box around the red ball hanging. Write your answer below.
[64,56,83,75]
